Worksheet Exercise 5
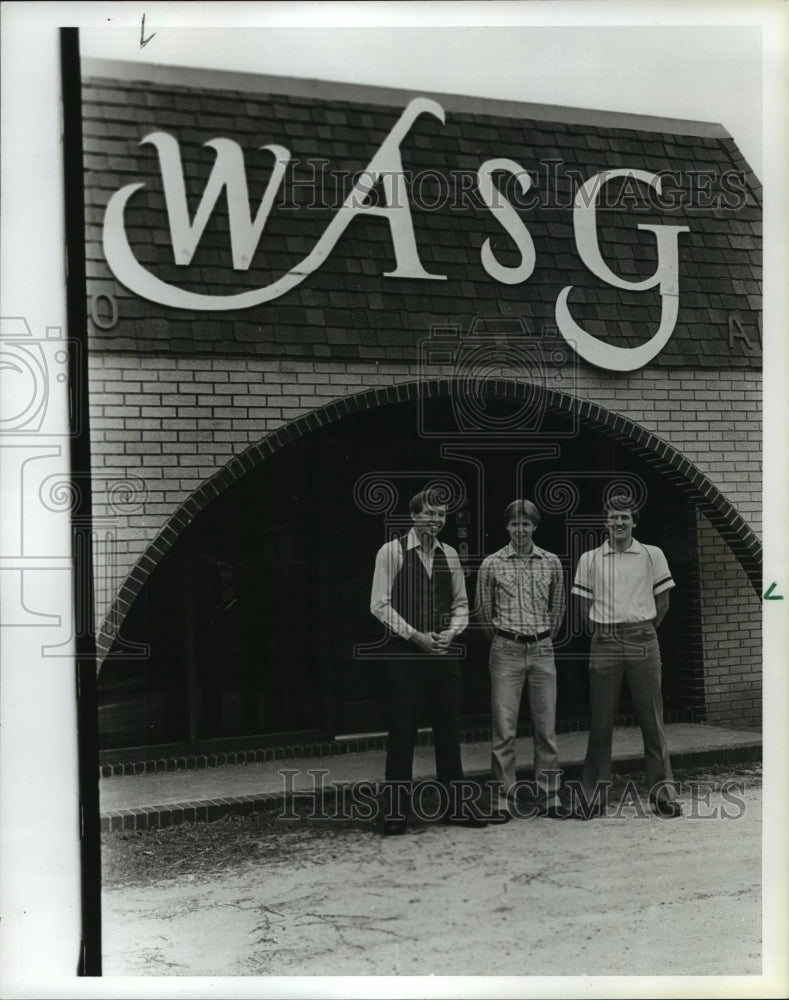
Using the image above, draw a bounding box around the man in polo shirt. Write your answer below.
[370,488,487,835]
[477,499,567,821]
[571,496,682,818]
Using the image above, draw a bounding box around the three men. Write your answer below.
[477,500,567,821]
[571,496,682,817]
[371,487,680,829]
[370,489,487,835]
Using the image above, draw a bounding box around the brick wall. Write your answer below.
[696,512,761,727]
[88,355,762,630]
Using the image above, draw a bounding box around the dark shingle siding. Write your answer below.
[83,76,761,369]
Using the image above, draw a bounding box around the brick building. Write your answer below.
[82,60,762,760]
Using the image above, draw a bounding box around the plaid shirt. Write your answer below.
[477,543,565,637]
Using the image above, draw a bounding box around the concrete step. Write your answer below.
[99,722,761,831]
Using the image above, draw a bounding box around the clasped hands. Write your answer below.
[410,629,455,655]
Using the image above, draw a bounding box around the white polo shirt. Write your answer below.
[571,539,675,624]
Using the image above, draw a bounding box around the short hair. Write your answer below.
[504,499,540,526]
[604,494,640,525]
[409,488,447,516]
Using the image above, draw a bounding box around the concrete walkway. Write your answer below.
[99,722,760,831]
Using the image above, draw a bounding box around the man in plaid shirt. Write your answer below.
[477,500,567,821]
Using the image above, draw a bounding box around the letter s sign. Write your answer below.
[555,169,689,372]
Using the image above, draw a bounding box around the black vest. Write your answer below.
[391,537,454,634]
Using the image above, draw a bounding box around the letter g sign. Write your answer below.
[556,169,689,372]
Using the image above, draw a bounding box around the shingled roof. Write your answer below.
[82,59,762,369]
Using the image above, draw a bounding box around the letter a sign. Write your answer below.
[104,98,448,311]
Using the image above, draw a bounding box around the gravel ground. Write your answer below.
[101,762,761,888]
[101,763,762,977]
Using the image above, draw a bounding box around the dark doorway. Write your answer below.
[98,391,702,754]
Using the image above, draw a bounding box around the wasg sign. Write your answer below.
[103,97,690,372]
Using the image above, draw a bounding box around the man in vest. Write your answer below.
[571,495,682,818]
[370,488,487,835]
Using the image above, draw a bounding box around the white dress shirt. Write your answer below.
[370,529,469,640]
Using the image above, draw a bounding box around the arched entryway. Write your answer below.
[97,379,761,755]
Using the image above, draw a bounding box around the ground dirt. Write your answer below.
[101,763,762,977]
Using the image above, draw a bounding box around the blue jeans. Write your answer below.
[489,634,560,808]
[582,624,673,800]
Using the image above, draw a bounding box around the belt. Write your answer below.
[593,622,655,636]
[495,628,550,644]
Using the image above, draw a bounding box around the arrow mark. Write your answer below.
[763,582,784,600]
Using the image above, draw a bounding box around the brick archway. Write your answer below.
[97,378,762,661]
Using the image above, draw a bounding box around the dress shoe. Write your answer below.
[382,819,407,836]
[488,810,512,824]
[539,803,570,820]
[441,814,489,828]
[650,796,683,818]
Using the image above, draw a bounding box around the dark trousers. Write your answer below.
[582,623,673,800]
[383,655,464,819]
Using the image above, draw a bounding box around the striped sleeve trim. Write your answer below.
[653,575,673,590]
[572,583,593,596]
[653,576,675,594]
